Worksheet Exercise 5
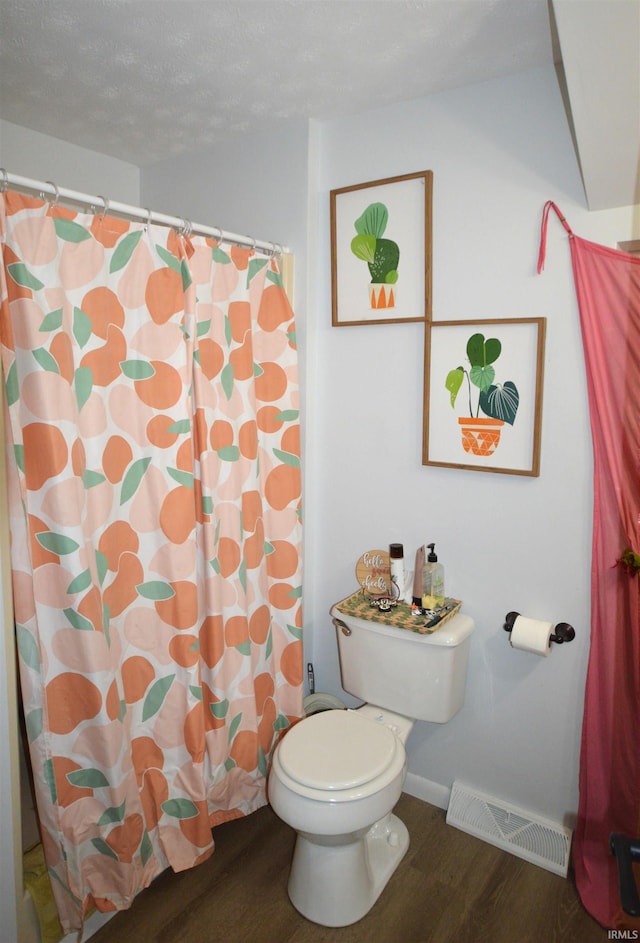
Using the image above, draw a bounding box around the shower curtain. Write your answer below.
[538,202,640,931]
[0,190,304,934]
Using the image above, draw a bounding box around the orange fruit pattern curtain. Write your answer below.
[0,190,303,934]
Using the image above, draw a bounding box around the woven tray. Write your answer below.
[335,590,462,635]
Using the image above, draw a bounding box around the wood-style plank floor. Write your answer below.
[91,794,608,943]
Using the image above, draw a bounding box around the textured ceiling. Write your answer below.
[0,0,555,167]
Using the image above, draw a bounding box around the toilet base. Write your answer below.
[287,812,410,927]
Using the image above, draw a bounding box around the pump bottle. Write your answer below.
[422,542,445,609]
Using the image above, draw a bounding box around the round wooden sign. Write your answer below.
[355,549,390,596]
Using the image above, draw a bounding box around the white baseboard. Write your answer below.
[403,772,451,811]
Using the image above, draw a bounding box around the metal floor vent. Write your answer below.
[446,781,572,877]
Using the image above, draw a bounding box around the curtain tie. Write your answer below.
[537,200,573,273]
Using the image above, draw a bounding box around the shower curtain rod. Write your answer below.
[1,169,287,255]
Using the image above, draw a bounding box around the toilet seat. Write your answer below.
[277,709,401,792]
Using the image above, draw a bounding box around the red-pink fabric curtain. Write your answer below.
[538,202,640,931]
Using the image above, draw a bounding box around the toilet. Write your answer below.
[268,600,475,927]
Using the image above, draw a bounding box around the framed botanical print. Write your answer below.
[330,171,432,326]
[423,318,546,476]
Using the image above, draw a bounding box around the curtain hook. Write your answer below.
[45,181,59,208]
[249,236,256,254]
[213,225,223,244]
[143,207,152,231]
[272,242,283,258]
[181,218,192,238]
[95,195,109,219]
[0,168,8,192]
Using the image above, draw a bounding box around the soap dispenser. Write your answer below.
[422,542,445,609]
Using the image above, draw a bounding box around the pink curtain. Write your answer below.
[538,202,640,931]
[1,191,304,933]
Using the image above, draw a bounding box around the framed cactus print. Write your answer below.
[423,318,546,476]
[330,171,433,325]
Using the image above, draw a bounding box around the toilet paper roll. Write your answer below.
[509,615,553,656]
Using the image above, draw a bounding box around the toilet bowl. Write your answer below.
[268,705,412,927]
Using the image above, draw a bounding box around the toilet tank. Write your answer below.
[330,602,474,723]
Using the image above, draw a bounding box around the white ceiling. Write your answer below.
[0,0,638,211]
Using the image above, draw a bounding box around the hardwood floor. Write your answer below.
[91,794,608,943]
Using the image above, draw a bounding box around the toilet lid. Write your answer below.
[278,709,398,790]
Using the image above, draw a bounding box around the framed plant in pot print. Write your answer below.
[330,171,433,326]
[423,318,546,476]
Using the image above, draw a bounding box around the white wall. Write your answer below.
[0,119,140,202]
[140,120,308,249]
[308,65,638,826]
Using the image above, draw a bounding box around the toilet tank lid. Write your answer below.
[278,709,398,790]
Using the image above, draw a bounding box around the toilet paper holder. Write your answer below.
[503,611,575,644]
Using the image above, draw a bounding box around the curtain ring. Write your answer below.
[181,218,192,238]
[143,208,152,231]
[0,168,8,192]
[95,195,109,219]
[249,236,256,253]
[272,242,283,258]
[213,225,223,244]
[45,181,59,208]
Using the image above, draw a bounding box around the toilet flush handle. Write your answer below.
[333,618,351,637]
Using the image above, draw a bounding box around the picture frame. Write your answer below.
[423,318,546,476]
[330,171,433,326]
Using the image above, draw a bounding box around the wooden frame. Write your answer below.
[330,171,432,326]
[423,318,546,476]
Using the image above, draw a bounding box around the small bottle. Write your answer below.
[412,544,425,609]
[422,542,445,609]
[389,543,404,600]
